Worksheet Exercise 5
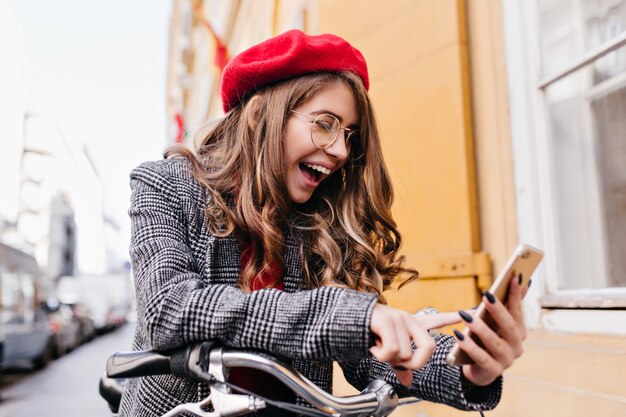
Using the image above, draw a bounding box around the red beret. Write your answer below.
[220,29,369,112]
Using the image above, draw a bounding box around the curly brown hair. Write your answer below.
[165,72,418,301]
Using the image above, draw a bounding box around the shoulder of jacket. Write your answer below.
[129,157,208,202]
[130,157,193,182]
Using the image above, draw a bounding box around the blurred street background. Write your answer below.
[1,0,168,415]
[1,1,626,417]
[0,323,134,417]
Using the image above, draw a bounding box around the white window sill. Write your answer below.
[541,309,626,336]
[540,290,626,309]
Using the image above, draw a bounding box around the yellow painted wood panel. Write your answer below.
[334,0,466,84]
[466,0,518,272]
[385,276,481,314]
[371,44,478,259]
[319,0,432,42]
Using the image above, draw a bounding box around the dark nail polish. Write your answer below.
[528,279,533,289]
[518,273,523,285]
[393,365,408,371]
[483,291,496,304]
[458,310,473,323]
[453,329,465,341]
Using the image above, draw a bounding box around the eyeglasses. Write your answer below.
[291,110,358,150]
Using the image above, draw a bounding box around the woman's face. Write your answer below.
[283,81,358,204]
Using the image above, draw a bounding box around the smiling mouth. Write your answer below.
[299,163,329,183]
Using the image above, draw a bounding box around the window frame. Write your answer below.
[502,0,626,334]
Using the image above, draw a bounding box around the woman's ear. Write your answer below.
[244,95,263,130]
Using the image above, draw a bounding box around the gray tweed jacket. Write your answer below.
[118,158,502,417]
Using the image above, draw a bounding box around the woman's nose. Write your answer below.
[324,132,349,161]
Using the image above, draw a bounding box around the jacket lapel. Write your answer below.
[204,230,303,292]
[203,234,241,285]
[283,230,303,293]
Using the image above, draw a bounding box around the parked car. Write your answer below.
[71,301,96,343]
[0,242,54,370]
[45,298,81,357]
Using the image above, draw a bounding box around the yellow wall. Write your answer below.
[319,0,484,314]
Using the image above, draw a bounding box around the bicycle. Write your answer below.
[99,341,422,417]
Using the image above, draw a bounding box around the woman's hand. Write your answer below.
[370,305,461,386]
[456,275,530,386]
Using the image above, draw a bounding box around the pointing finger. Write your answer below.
[414,312,462,330]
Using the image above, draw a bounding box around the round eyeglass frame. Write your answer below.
[290,110,358,150]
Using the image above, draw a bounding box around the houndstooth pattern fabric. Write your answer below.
[118,158,501,417]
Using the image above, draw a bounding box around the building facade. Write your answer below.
[18,113,108,290]
[166,1,626,416]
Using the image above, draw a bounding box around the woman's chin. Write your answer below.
[288,192,313,204]
[287,185,315,204]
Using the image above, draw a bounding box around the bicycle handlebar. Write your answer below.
[107,341,218,382]
[107,350,172,378]
[105,342,419,417]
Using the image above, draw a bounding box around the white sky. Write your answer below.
[10,0,171,248]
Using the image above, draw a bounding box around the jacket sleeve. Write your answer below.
[128,160,378,361]
[339,333,502,411]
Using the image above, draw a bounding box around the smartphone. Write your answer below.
[446,243,543,366]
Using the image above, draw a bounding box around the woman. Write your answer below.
[119,30,527,417]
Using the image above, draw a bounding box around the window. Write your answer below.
[502,0,626,321]
[538,0,626,292]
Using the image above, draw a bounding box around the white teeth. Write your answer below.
[304,163,331,175]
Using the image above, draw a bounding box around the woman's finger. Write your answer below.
[496,275,527,340]
[505,274,525,325]
[392,317,414,363]
[481,291,524,355]
[459,311,515,367]
[399,314,435,370]
[520,278,532,300]
[511,278,528,339]
[369,330,399,363]
[453,329,503,386]
[369,305,401,362]
[414,311,462,330]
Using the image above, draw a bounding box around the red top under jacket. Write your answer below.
[228,243,296,408]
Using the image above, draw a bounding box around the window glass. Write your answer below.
[539,0,625,79]
[539,0,626,290]
[586,0,626,82]
[591,86,626,287]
